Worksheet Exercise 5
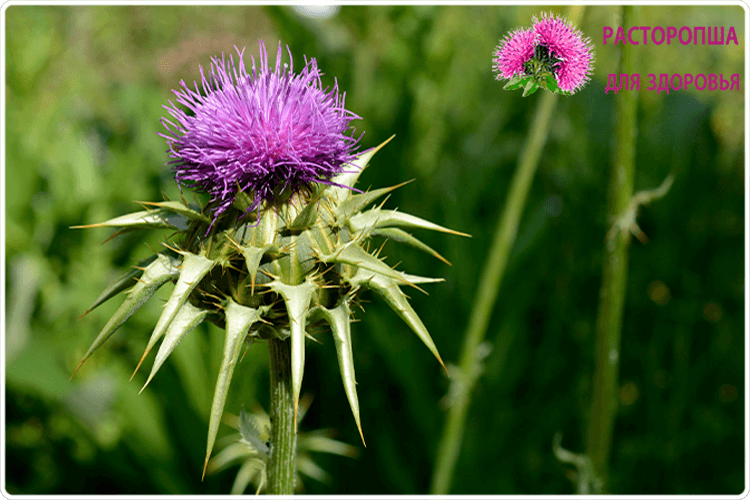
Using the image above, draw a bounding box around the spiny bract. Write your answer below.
[72,137,468,474]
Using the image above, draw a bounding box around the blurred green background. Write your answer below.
[4,4,745,495]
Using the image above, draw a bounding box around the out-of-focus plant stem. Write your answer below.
[431,90,557,495]
[430,6,585,494]
[267,338,297,494]
[586,5,639,492]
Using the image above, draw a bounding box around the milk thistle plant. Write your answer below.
[72,41,466,494]
[494,12,594,96]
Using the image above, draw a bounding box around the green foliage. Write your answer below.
[5,4,744,495]
[503,73,572,97]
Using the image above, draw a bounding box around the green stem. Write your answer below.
[430,88,557,496]
[586,6,639,492]
[430,8,587,494]
[267,338,297,494]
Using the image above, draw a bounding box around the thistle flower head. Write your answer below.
[161,41,362,222]
[493,28,536,80]
[493,12,594,96]
[532,13,594,92]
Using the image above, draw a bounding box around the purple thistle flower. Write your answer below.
[493,28,536,80]
[160,41,362,223]
[532,13,594,93]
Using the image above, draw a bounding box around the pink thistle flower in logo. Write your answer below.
[160,41,362,224]
[493,28,536,80]
[532,12,594,93]
[493,12,594,96]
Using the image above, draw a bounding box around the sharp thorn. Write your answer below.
[438,354,448,377]
[130,349,151,381]
[102,230,127,245]
[405,280,426,294]
[442,227,471,238]
[357,422,366,447]
[69,359,86,380]
[387,179,414,191]
[438,256,452,266]
[139,372,155,394]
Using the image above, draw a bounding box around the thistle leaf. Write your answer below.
[71,253,180,378]
[238,406,270,456]
[319,241,419,291]
[235,205,279,248]
[523,79,540,97]
[504,75,529,90]
[240,244,275,296]
[348,268,446,373]
[286,196,321,232]
[231,460,264,495]
[322,241,441,292]
[132,253,215,379]
[301,432,360,457]
[308,300,364,445]
[136,200,210,223]
[328,135,395,203]
[296,456,331,484]
[349,208,470,237]
[140,302,209,392]
[334,181,412,221]
[370,227,451,265]
[268,278,317,425]
[208,441,255,473]
[71,207,190,231]
[399,273,445,286]
[545,74,560,92]
[204,300,262,479]
[79,253,159,318]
